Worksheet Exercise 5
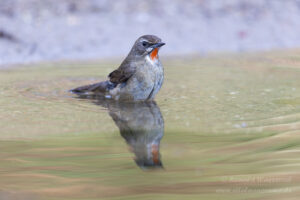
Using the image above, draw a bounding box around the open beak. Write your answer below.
[151,42,165,48]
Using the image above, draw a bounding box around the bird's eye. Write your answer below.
[142,41,148,47]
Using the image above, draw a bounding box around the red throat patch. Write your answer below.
[150,48,158,61]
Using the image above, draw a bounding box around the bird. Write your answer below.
[70,35,165,101]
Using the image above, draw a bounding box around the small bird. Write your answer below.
[71,35,165,101]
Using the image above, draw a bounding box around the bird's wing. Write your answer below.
[108,59,136,84]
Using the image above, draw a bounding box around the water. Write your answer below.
[0,51,300,199]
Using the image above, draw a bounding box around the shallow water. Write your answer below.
[0,51,300,200]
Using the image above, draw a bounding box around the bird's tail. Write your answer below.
[70,81,116,95]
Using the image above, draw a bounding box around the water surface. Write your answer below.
[0,51,300,199]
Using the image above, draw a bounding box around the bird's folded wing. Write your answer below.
[108,60,136,84]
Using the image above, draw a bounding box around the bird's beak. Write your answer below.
[151,42,165,48]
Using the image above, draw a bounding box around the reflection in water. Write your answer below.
[107,102,164,169]
[81,96,164,169]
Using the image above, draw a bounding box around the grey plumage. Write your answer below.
[70,35,165,101]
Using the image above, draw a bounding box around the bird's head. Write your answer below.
[130,35,165,60]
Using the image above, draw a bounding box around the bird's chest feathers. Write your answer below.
[142,55,163,82]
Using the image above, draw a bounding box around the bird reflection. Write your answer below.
[78,95,164,169]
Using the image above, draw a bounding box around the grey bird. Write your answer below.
[70,35,165,101]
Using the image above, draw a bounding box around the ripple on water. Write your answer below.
[0,53,300,199]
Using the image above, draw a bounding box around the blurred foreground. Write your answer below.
[0,50,299,199]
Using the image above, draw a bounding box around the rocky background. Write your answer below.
[1,0,300,66]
